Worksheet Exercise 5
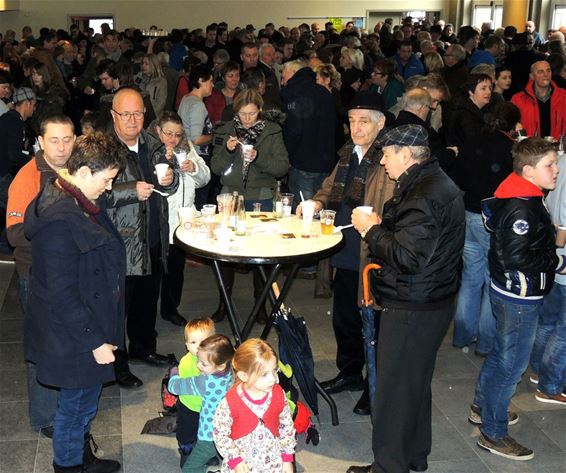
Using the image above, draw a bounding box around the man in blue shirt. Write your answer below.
[393,41,424,80]
[468,35,505,69]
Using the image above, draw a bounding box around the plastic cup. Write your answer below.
[201,204,216,222]
[320,209,336,235]
[217,193,234,225]
[253,202,262,212]
[155,163,170,184]
[356,205,373,215]
[174,150,188,165]
[301,200,316,237]
[557,225,566,248]
[280,193,294,217]
[178,206,194,229]
[242,144,254,163]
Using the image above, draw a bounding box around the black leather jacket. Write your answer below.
[482,173,558,299]
[365,158,465,308]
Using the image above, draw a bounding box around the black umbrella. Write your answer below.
[361,264,381,404]
[272,283,319,418]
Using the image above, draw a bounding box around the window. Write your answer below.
[552,6,566,30]
[473,4,503,29]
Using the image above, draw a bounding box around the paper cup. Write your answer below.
[557,225,566,247]
[356,206,373,215]
[155,163,170,183]
[174,150,188,165]
[178,206,194,229]
[242,144,254,163]
[280,193,294,217]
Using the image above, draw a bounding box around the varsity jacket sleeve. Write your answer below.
[167,374,207,396]
[497,204,559,273]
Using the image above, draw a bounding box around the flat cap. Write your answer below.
[12,87,36,104]
[379,124,429,147]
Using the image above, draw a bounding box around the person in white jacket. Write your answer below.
[150,111,211,326]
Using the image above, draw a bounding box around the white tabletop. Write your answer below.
[175,213,343,264]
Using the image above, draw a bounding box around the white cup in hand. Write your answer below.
[155,163,169,184]
[174,151,187,166]
[356,206,373,215]
[242,144,254,163]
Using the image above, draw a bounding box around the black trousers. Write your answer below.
[332,268,364,377]
[176,401,199,447]
[371,302,453,473]
[121,245,163,360]
[160,244,185,316]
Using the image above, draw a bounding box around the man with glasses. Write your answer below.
[105,87,178,388]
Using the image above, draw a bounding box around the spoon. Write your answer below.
[333,224,354,233]
[223,163,234,176]
[151,188,170,197]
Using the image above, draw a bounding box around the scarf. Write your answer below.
[233,115,266,187]
[56,176,100,222]
[328,144,381,210]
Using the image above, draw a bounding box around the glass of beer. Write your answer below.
[320,210,336,235]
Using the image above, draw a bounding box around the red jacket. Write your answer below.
[225,383,285,440]
[511,80,566,139]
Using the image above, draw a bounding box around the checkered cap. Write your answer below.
[379,124,429,147]
[12,87,36,104]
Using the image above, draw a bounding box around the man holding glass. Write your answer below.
[106,87,178,388]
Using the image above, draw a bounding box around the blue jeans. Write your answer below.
[19,275,59,430]
[530,282,566,396]
[473,290,541,439]
[53,385,102,467]
[453,212,495,354]
[288,167,328,210]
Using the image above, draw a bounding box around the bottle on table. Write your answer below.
[235,195,247,236]
[230,191,239,228]
[272,180,283,218]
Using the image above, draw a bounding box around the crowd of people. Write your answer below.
[0,13,565,473]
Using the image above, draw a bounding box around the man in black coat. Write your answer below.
[280,60,336,203]
[348,125,465,473]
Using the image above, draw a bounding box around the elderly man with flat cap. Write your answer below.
[347,124,465,473]
[297,91,396,416]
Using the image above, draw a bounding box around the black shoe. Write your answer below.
[40,425,54,438]
[211,304,227,322]
[320,373,364,394]
[130,353,170,367]
[115,371,143,389]
[53,463,83,473]
[84,433,121,473]
[353,389,371,416]
[409,461,428,472]
[161,312,187,326]
[346,465,373,473]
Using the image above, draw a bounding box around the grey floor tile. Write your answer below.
[0,439,38,473]
[0,341,24,368]
[524,409,566,451]
[91,397,122,437]
[0,400,37,441]
[427,459,490,472]
[431,378,478,417]
[429,416,478,462]
[433,346,480,380]
[0,368,28,401]
[122,434,178,473]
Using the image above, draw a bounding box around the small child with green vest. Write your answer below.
[175,317,215,466]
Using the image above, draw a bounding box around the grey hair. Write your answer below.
[282,58,308,74]
[447,44,466,62]
[192,50,208,65]
[213,49,230,63]
[340,47,364,71]
[395,145,430,162]
[156,51,169,66]
[259,42,275,54]
[471,63,495,78]
[402,88,432,111]
[368,110,385,123]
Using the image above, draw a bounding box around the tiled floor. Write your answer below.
[1,262,565,473]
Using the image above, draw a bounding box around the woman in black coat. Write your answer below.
[24,132,126,473]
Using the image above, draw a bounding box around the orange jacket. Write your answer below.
[511,80,566,139]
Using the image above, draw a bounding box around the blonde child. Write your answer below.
[169,334,235,473]
[213,339,296,473]
[176,318,215,465]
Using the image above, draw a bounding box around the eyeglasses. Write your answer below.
[112,109,145,121]
[160,130,184,138]
[238,111,259,119]
[371,71,384,76]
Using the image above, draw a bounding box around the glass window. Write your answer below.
[553,6,566,30]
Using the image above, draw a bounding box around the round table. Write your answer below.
[175,213,344,425]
